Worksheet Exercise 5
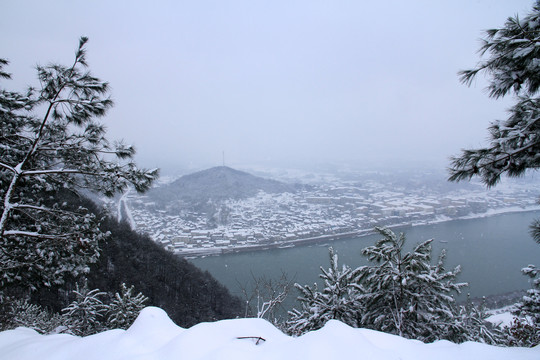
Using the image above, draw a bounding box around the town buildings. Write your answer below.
[112,169,540,257]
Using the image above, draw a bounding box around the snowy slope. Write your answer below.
[0,307,538,360]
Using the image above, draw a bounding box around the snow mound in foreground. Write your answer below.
[0,306,538,360]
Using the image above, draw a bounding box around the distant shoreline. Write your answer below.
[178,205,540,258]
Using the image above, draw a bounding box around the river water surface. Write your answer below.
[191,211,540,305]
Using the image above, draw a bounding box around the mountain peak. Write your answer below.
[150,166,294,202]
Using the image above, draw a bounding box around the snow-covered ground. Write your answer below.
[0,307,538,360]
[486,305,519,328]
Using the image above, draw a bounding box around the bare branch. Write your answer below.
[0,161,16,173]
[2,230,76,240]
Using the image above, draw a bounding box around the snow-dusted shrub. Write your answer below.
[0,298,63,334]
[105,283,148,329]
[61,285,108,336]
[505,264,540,347]
[286,228,496,343]
[286,247,361,336]
[451,296,505,345]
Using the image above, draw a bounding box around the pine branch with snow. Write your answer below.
[449,96,540,187]
[449,2,540,187]
[449,3,540,346]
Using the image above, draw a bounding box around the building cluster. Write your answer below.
[119,173,540,257]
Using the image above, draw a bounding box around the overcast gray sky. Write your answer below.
[1,0,535,174]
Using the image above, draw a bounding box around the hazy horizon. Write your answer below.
[2,1,534,175]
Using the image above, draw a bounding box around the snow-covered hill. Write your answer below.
[149,166,297,203]
[0,307,538,360]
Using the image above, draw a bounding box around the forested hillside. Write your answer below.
[2,194,243,328]
[89,215,243,326]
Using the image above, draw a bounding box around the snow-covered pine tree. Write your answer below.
[286,247,361,336]
[105,283,148,330]
[286,282,324,336]
[450,295,505,345]
[61,284,108,336]
[506,264,540,346]
[515,265,540,326]
[0,37,158,292]
[355,227,467,342]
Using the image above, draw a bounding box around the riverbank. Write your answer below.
[179,230,368,258]
[179,205,540,258]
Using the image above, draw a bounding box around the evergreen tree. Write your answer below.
[105,283,147,330]
[506,264,540,346]
[286,247,361,336]
[0,37,158,292]
[451,296,505,345]
[506,317,540,347]
[285,228,511,343]
[448,1,540,240]
[515,265,540,325]
[355,227,466,342]
[61,284,108,336]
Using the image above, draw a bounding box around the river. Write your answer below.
[191,210,540,308]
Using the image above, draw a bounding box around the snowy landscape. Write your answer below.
[1,307,539,360]
[3,0,540,358]
[113,166,540,257]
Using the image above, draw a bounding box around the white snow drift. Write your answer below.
[0,307,538,360]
